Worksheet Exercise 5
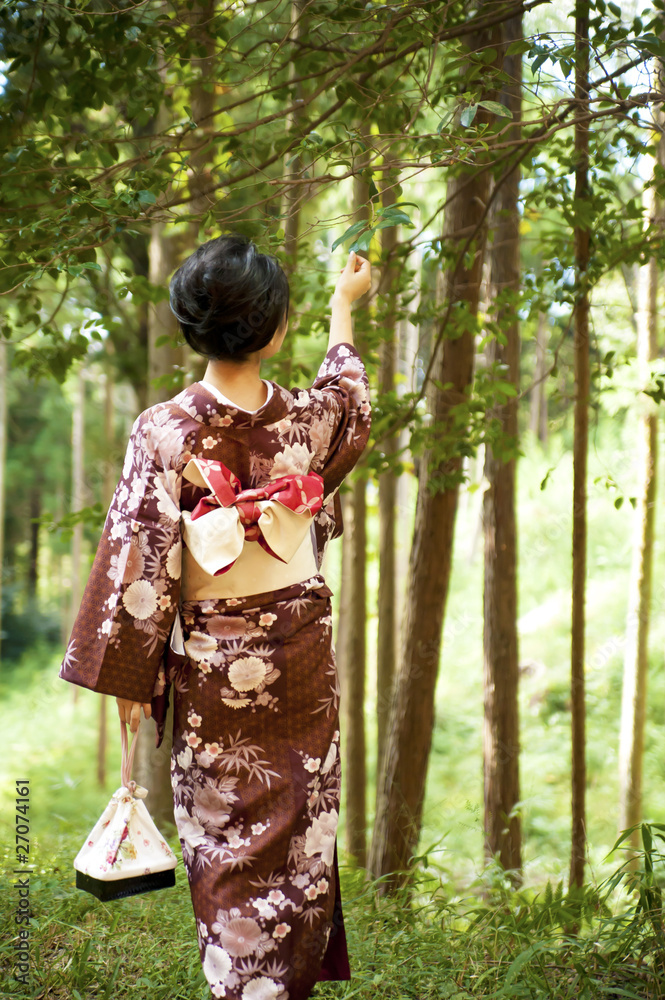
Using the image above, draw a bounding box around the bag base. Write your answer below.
[76,867,176,901]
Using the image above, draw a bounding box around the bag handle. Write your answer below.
[120,719,140,790]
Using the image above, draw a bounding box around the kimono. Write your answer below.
[59,342,371,1000]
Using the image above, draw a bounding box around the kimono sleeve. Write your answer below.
[59,409,184,704]
[308,342,371,499]
[307,342,371,556]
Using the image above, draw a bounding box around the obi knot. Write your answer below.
[181,458,324,577]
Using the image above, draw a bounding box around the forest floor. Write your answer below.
[1,793,665,998]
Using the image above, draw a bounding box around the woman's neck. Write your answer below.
[202,356,268,411]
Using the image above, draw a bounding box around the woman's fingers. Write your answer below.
[115,698,151,731]
[129,702,141,733]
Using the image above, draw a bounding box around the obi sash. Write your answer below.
[180,458,324,600]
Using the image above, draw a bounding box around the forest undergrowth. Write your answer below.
[3,652,665,1000]
[2,825,665,999]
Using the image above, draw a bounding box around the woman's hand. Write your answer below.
[333,251,371,305]
[116,698,152,733]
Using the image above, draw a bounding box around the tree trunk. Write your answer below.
[618,166,662,842]
[98,355,116,790]
[336,489,353,743]
[482,11,522,879]
[146,46,192,407]
[529,310,549,443]
[344,476,367,865]
[97,693,108,788]
[69,368,85,636]
[279,0,307,385]
[376,166,400,771]
[369,12,498,889]
[137,5,216,823]
[27,490,40,600]
[135,216,183,824]
[0,341,6,664]
[342,157,370,867]
[283,0,306,280]
[147,222,186,408]
[570,0,590,891]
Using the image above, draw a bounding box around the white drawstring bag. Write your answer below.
[74,720,177,901]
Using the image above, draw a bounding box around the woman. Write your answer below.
[60,235,372,1000]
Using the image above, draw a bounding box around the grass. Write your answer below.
[3,820,665,998]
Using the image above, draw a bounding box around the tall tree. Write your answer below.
[618,116,663,842]
[136,86,187,824]
[146,225,186,406]
[343,161,371,867]
[0,341,6,664]
[136,1,217,824]
[283,0,307,279]
[97,355,117,790]
[529,311,549,443]
[376,164,401,770]
[69,368,86,637]
[570,0,591,890]
[369,6,500,888]
[482,11,523,878]
[343,473,368,865]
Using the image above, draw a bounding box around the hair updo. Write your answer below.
[168,235,290,362]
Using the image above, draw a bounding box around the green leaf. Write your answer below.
[350,230,373,252]
[493,380,518,397]
[137,189,156,205]
[506,38,531,55]
[478,100,513,119]
[642,823,653,853]
[331,221,367,252]
[380,201,419,213]
[375,209,414,229]
[460,104,478,127]
[437,111,454,133]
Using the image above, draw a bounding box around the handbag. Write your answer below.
[73,719,178,900]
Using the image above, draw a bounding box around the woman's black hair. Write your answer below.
[168,235,289,362]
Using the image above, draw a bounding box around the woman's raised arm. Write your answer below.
[328,250,371,352]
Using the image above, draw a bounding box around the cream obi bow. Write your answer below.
[181,458,324,577]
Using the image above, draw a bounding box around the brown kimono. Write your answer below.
[60,343,371,1000]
